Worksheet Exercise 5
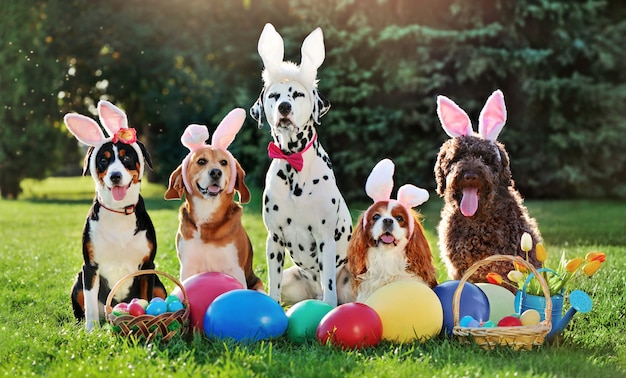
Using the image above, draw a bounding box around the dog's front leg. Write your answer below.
[266,233,285,303]
[320,238,338,306]
[82,264,100,332]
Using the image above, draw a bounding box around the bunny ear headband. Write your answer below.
[436,89,507,141]
[257,23,325,93]
[180,108,246,195]
[363,159,429,237]
[63,101,145,177]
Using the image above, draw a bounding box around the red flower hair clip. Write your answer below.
[111,128,137,144]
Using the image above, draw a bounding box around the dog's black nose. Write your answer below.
[209,169,222,180]
[109,171,122,184]
[278,102,291,116]
[382,218,394,231]
[464,172,479,183]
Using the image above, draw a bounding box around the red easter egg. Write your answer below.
[171,272,244,332]
[497,315,523,327]
[316,303,383,349]
[128,302,146,316]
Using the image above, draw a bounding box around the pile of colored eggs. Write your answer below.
[459,309,541,328]
[112,295,184,317]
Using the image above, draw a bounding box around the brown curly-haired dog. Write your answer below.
[434,90,541,285]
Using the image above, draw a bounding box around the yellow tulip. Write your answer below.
[513,261,528,273]
[565,257,583,273]
[520,232,533,253]
[535,243,547,263]
[486,272,503,285]
[507,270,525,283]
[583,260,602,277]
[585,251,606,263]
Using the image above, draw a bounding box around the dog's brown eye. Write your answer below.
[220,159,228,166]
[372,214,381,221]
[395,215,404,223]
[197,158,207,165]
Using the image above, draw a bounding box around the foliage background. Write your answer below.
[1,0,625,200]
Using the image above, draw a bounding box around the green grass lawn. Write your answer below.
[1,177,625,377]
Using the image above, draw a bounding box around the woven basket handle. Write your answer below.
[104,269,188,315]
[452,254,552,327]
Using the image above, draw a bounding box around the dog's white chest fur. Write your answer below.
[177,234,245,286]
[89,212,150,300]
[356,241,421,302]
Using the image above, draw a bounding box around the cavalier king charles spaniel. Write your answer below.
[347,159,438,302]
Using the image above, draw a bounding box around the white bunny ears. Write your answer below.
[180,108,246,195]
[64,100,136,147]
[258,23,325,90]
[436,89,507,141]
[363,159,430,237]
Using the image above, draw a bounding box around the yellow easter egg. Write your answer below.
[520,309,541,326]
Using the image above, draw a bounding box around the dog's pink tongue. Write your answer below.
[208,185,221,194]
[112,186,127,201]
[380,234,395,244]
[460,188,479,217]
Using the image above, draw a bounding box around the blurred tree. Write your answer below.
[0,2,76,199]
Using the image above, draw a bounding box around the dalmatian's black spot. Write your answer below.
[287,242,292,248]
[307,225,313,232]
[334,229,342,241]
[328,279,333,291]
[287,218,292,224]
[309,242,316,252]
[331,198,336,204]
[279,240,284,247]
[293,184,302,196]
[321,219,326,225]
[298,244,304,251]
[312,275,318,282]
[272,234,279,242]
[273,204,279,211]
[323,175,329,180]
[277,253,283,263]
[320,242,325,252]
[264,195,269,204]
[265,207,269,213]
[277,170,287,181]
[313,179,319,184]
[319,262,323,271]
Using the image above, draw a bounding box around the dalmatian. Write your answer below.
[250,23,353,306]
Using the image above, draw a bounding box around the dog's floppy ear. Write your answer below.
[299,27,325,86]
[496,142,512,186]
[405,214,438,288]
[234,160,251,204]
[82,146,95,176]
[434,143,451,197]
[347,214,370,281]
[135,140,153,170]
[164,165,184,200]
[312,89,331,125]
[250,87,265,129]
[478,90,506,141]
[437,95,473,138]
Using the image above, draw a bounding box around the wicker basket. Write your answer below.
[452,255,552,350]
[105,269,189,342]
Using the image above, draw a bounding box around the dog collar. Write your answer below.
[98,201,136,215]
[267,134,317,172]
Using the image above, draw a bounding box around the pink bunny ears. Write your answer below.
[258,23,324,90]
[63,100,137,147]
[180,108,246,195]
[363,159,429,237]
[436,89,507,141]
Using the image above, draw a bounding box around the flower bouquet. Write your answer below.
[487,232,606,297]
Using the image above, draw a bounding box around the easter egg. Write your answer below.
[520,309,541,326]
[167,301,184,312]
[112,302,129,316]
[146,300,168,316]
[433,280,490,335]
[365,280,442,343]
[476,283,516,324]
[128,302,146,316]
[497,315,523,327]
[165,295,181,306]
[459,315,480,328]
[204,290,288,342]
[130,298,149,309]
[316,303,383,349]
[286,299,334,343]
[481,320,497,328]
[171,272,244,332]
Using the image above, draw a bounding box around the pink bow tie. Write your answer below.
[267,134,317,172]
